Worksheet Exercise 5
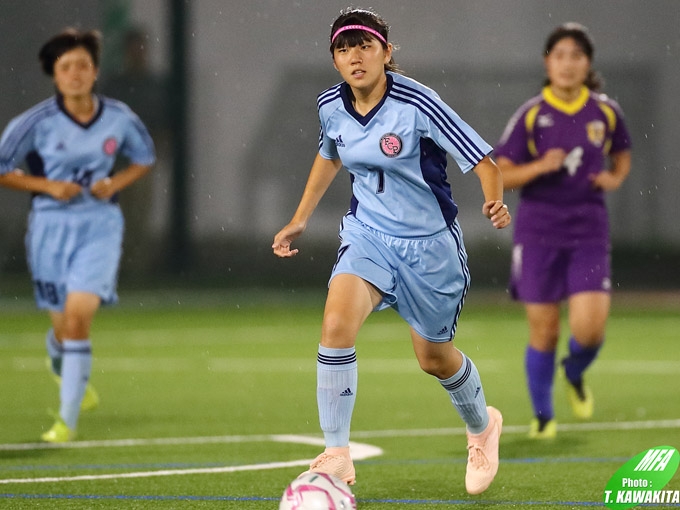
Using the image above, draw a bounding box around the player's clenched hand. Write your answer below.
[539,148,567,174]
[47,180,82,201]
[589,170,623,191]
[272,222,306,258]
[90,177,117,200]
[483,200,511,229]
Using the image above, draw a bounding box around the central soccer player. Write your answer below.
[272,8,511,495]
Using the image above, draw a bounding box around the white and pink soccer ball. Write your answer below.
[279,472,356,509]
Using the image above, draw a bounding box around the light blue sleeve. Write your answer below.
[317,109,339,161]
[0,114,36,175]
[119,111,156,166]
[417,91,492,173]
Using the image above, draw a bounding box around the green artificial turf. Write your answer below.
[1,288,678,509]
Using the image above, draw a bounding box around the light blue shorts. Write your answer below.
[25,205,124,311]
[330,214,470,342]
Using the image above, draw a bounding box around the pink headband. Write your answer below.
[331,24,387,45]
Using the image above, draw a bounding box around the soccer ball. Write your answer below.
[279,472,356,510]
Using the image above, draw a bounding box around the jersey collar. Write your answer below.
[542,85,590,115]
[340,73,393,126]
[56,93,104,129]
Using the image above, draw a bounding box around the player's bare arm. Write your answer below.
[0,170,82,201]
[473,156,511,229]
[90,163,153,200]
[589,149,631,191]
[496,148,566,190]
[272,154,343,258]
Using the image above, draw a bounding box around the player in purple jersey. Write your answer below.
[273,8,510,495]
[494,23,631,439]
[0,29,155,442]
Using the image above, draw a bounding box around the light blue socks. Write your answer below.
[317,345,357,447]
[59,339,93,429]
[45,328,63,376]
[439,353,489,434]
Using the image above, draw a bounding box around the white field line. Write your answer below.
[2,419,679,453]
[1,419,678,485]
[0,436,382,485]
[8,357,680,374]
[0,433,301,451]
[351,418,680,439]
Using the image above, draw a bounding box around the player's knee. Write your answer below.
[572,329,605,347]
[416,356,448,378]
[528,318,560,348]
[570,319,606,345]
[62,313,93,339]
[320,313,356,349]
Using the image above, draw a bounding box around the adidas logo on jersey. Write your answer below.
[437,325,448,335]
[334,135,345,147]
[340,387,353,397]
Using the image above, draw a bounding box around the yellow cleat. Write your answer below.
[565,379,594,420]
[80,383,100,411]
[46,358,99,411]
[41,418,76,443]
[528,418,557,439]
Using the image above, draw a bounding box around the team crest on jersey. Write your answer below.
[379,133,402,157]
[586,120,606,147]
[103,137,118,156]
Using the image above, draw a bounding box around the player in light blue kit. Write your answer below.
[0,29,155,442]
[273,8,511,495]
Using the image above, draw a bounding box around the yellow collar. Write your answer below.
[542,86,589,115]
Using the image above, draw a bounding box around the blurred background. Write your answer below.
[1,0,678,294]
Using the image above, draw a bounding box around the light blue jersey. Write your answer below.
[317,72,492,237]
[0,94,155,310]
[0,94,155,212]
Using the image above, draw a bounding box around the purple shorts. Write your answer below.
[509,240,611,303]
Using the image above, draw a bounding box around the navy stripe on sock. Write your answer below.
[48,330,63,354]
[317,352,357,366]
[62,345,92,355]
[441,356,471,392]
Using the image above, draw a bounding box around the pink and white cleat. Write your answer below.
[465,406,503,495]
[303,446,356,486]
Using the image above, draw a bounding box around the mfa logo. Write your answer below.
[379,133,402,157]
[603,446,679,509]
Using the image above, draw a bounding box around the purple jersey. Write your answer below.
[494,86,631,246]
